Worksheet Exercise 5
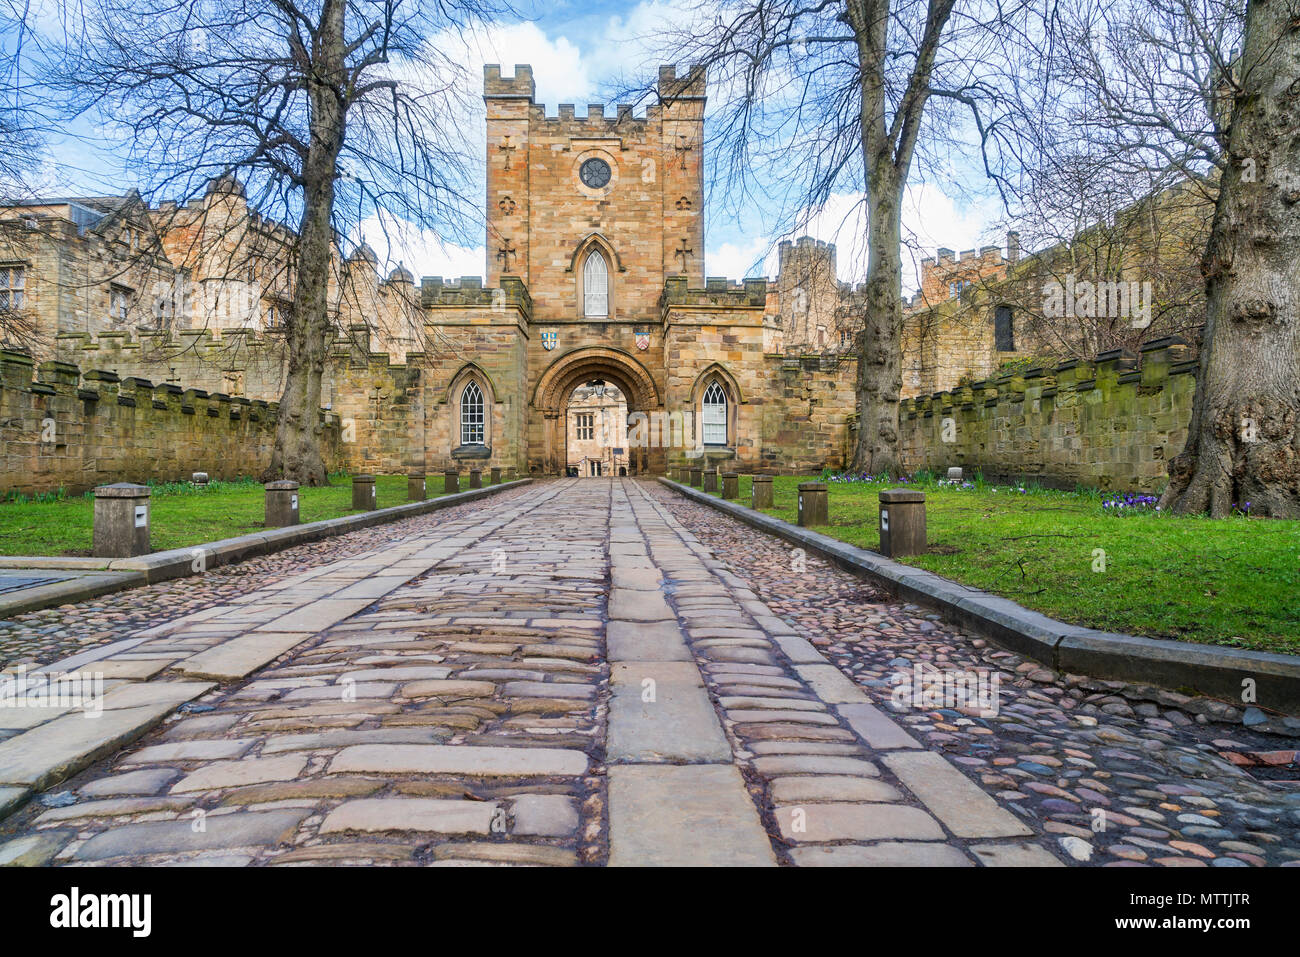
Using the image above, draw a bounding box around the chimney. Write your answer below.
[1007,230,1020,265]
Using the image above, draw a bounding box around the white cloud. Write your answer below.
[353,212,483,281]
[706,235,776,280]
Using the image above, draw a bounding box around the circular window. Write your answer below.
[579,158,612,189]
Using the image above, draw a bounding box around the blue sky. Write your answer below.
[14,0,1006,293]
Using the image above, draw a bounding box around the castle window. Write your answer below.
[995,305,1015,351]
[460,381,485,446]
[0,265,25,310]
[576,413,594,441]
[110,284,131,324]
[702,381,727,446]
[583,252,609,317]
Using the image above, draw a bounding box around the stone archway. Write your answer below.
[531,347,663,475]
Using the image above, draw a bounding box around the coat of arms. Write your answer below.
[635,331,650,351]
[542,331,558,351]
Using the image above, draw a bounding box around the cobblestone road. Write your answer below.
[0,479,1295,866]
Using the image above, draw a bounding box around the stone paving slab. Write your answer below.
[883,750,1034,838]
[608,765,776,867]
[607,661,730,763]
[173,632,316,682]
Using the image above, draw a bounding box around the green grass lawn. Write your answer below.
[0,474,433,557]
[699,473,1300,654]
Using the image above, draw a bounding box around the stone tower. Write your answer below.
[483,63,706,323]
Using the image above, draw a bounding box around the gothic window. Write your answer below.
[702,381,727,446]
[995,305,1015,351]
[583,252,609,317]
[461,381,485,445]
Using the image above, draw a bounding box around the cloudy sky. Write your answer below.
[22,0,1007,294]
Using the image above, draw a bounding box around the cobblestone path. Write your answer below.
[0,479,1295,866]
[650,482,1300,867]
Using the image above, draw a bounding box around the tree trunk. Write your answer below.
[851,171,905,476]
[264,0,347,486]
[1160,0,1300,517]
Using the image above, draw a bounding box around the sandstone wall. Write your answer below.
[0,349,344,496]
[896,338,1194,491]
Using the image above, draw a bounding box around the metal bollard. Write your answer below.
[265,480,300,527]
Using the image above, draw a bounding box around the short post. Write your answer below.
[689,466,703,487]
[490,466,502,485]
[444,469,460,494]
[797,481,829,527]
[751,474,774,508]
[265,480,300,527]
[408,472,426,502]
[879,488,927,557]
[469,468,483,489]
[721,471,739,499]
[947,467,963,482]
[702,468,718,493]
[507,467,518,481]
[351,473,376,510]
[93,483,151,557]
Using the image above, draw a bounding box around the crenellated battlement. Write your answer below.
[419,275,532,317]
[897,336,1197,491]
[661,276,767,312]
[0,347,347,495]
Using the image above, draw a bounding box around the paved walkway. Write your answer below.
[0,479,1293,866]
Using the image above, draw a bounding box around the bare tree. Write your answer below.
[652,0,1032,475]
[1034,0,1298,516]
[55,0,498,483]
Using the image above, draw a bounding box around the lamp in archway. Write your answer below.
[588,378,607,398]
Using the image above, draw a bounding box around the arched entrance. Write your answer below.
[532,347,663,475]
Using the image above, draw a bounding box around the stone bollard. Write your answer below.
[490,466,502,485]
[469,468,483,489]
[408,473,426,502]
[702,468,718,493]
[444,469,460,494]
[689,467,703,487]
[191,472,209,487]
[879,488,927,557]
[947,467,963,482]
[265,480,300,527]
[351,474,376,510]
[797,482,829,527]
[722,471,739,499]
[93,483,151,557]
[751,474,774,509]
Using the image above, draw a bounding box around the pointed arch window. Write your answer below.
[461,381,485,446]
[702,381,727,446]
[583,252,609,317]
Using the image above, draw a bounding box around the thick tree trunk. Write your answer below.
[851,174,905,476]
[1160,0,1300,517]
[264,0,347,486]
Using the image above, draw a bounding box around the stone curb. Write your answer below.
[659,478,1300,715]
[0,479,533,618]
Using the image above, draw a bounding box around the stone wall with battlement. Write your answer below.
[0,349,344,496]
[895,338,1194,491]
